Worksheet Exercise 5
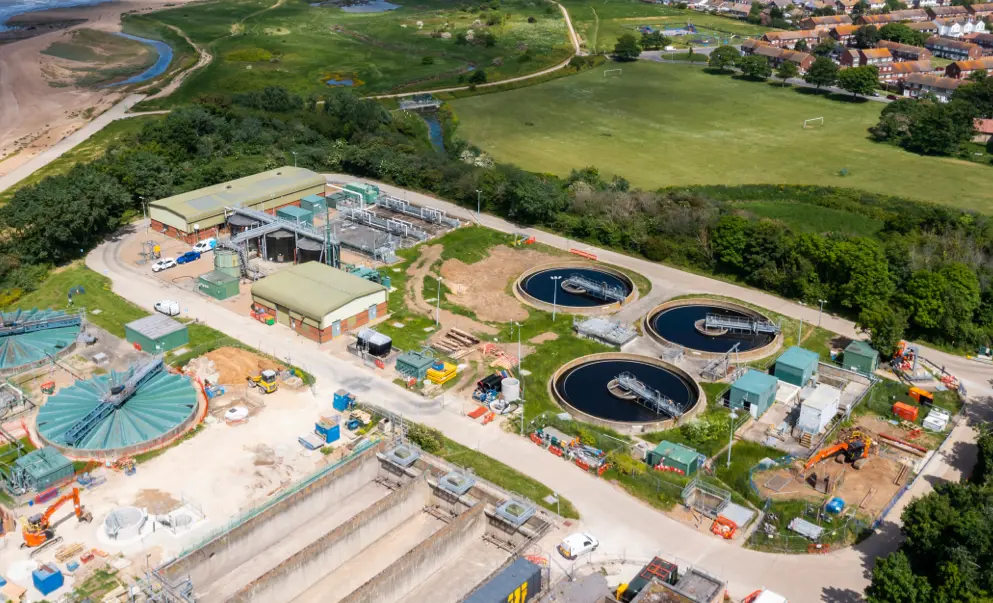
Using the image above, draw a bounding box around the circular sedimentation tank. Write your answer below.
[516,263,636,313]
[37,364,200,459]
[0,309,81,376]
[551,353,702,432]
[645,299,781,359]
[104,506,147,541]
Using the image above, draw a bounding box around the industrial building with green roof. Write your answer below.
[645,440,700,476]
[251,262,388,343]
[775,346,820,387]
[843,340,879,376]
[730,369,779,419]
[148,167,325,243]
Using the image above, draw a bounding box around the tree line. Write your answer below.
[1,87,990,353]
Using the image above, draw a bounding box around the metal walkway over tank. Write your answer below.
[0,309,82,338]
[562,274,627,303]
[218,206,342,277]
[704,313,780,335]
[338,204,429,242]
[375,195,461,229]
[616,371,684,418]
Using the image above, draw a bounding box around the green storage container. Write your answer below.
[645,441,700,475]
[774,346,819,387]
[276,205,313,226]
[199,270,240,300]
[843,340,879,376]
[730,369,779,418]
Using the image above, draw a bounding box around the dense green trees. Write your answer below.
[878,22,928,46]
[640,30,669,50]
[739,55,772,80]
[854,25,881,49]
[805,56,840,88]
[708,45,740,72]
[613,34,642,61]
[775,60,799,84]
[837,65,879,98]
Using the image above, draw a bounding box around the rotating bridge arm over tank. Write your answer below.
[616,371,683,418]
[561,274,627,303]
[704,313,780,335]
[60,356,165,447]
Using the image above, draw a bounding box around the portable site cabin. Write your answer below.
[798,384,842,434]
[843,340,879,376]
[125,314,189,353]
[198,270,240,300]
[730,370,779,419]
[775,346,819,387]
[645,440,700,476]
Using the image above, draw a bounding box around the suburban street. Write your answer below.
[86,175,992,602]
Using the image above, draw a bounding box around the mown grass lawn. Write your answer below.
[451,61,993,213]
[135,0,572,106]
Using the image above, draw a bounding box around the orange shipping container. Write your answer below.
[893,402,919,422]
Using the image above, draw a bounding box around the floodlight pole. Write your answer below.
[436,277,443,326]
[476,189,482,220]
[818,299,827,328]
[551,275,562,321]
[292,151,297,168]
[726,410,738,469]
[140,196,148,234]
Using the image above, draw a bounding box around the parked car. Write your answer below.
[176,251,201,265]
[152,258,176,272]
[558,532,598,559]
[886,94,898,100]
[154,300,180,316]
[192,238,216,254]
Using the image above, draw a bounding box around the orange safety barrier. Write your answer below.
[569,249,598,261]
[808,543,830,554]
[710,517,737,540]
[574,458,590,471]
[530,433,544,445]
[597,463,609,476]
[549,445,564,457]
[482,412,495,425]
[468,406,488,419]
[525,555,548,566]
[375,358,385,369]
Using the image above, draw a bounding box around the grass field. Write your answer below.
[559,0,769,53]
[0,115,163,204]
[731,201,885,237]
[135,0,572,105]
[451,61,993,212]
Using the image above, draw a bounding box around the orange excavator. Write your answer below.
[21,487,92,555]
[803,431,873,473]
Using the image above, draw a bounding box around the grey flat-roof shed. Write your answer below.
[125,314,189,352]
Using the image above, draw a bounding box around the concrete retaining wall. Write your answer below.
[513,261,638,316]
[228,476,431,603]
[548,352,705,434]
[644,298,783,362]
[342,503,486,603]
[161,443,383,588]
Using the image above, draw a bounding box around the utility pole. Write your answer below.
[292,151,297,168]
[140,196,148,235]
[726,410,738,468]
[476,189,482,220]
[818,299,827,328]
[551,275,562,321]
[799,318,803,344]
[436,277,443,326]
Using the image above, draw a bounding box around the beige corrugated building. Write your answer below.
[148,167,325,243]
[251,262,388,342]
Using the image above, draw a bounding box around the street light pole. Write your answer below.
[551,275,562,321]
[818,299,827,328]
[140,196,148,235]
[726,410,738,468]
[476,189,481,220]
[436,277,443,326]
[292,151,297,167]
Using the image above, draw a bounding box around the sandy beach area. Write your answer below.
[0,0,193,180]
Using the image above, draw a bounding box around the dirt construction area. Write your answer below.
[203,347,285,385]
[754,452,910,519]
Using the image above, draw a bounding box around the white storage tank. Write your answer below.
[798,383,841,434]
[501,378,521,403]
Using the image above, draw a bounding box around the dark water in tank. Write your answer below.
[650,305,774,353]
[520,268,632,308]
[555,359,695,423]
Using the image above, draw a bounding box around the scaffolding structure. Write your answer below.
[220,206,342,276]
[572,317,637,347]
[704,313,780,335]
[615,371,684,418]
[681,478,732,519]
[701,343,741,382]
[561,274,626,303]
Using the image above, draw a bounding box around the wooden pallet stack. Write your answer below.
[431,328,480,359]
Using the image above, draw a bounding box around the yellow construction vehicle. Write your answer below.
[247,369,279,394]
[803,431,873,472]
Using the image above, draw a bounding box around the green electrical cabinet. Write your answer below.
[14,448,74,492]
[730,369,779,418]
[645,441,700,476]
[300,194,327,214]
[774,346,819,387]
[199,271,240,300]
[276,205,313,226]
[125,315,189,353]
[843,340,879,376]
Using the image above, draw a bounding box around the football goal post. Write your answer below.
[603,68,623,78]
[803,117,824,129]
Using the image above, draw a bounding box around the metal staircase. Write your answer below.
[704,313,780,335]
[60,356,165,447]
[615,371,684,418]
[219,206,342,275]
[561,274,627,303]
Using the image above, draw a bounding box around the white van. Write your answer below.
[154,300,180,316]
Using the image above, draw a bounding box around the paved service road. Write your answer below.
[89,176,990,602]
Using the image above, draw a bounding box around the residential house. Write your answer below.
[840,47,895,80]
[903,72,964,100]
[832,24,860,45]
[908,21,939,35]
[858,9,930,24]
[926,35,984,59]
[927,5,972,20]
[765,0,793,8]
[877,40,933,61]
[969,3,993,18]
[946,55,993,77]
[880,59,933,83]
[963,32,993,53]
[835,0,857,12]
[721,2,754,18]
[761,29,822,47]
[867,0,886,10]
[914,0,949,7]
[801,14,854,29]
[744,42,817,71]
[934,17,987,38]
[973,118,993,143]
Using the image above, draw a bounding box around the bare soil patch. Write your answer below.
[133,488,181,514]
[406,244,496,336]
[439,245,560,323]
[204,346,283,385]
[530,332,558,345]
